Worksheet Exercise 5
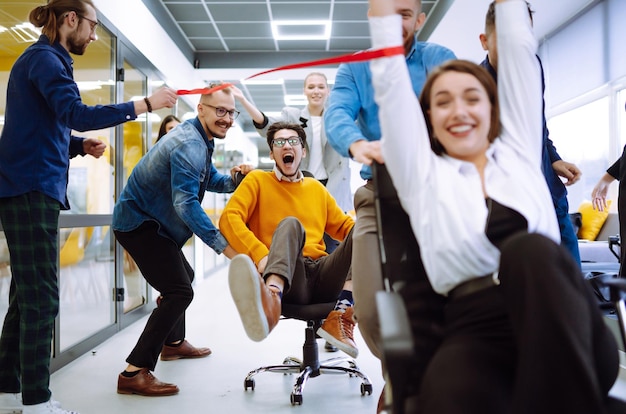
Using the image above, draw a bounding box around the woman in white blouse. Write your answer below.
[368,0,621,412]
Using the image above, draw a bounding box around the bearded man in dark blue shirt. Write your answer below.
[0,1,176,413]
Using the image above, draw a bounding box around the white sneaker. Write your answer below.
[21,400,78,414]
[0,394,63,414]
[0,392,22,414]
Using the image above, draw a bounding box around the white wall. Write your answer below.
[94,0,195,91]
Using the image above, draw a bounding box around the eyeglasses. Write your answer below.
[271,137,302,148]
[76,13,98,33]
[201,103,240,120]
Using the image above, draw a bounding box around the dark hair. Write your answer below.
[419,59,501,155]
[157,115,181,141]
[485,1,534,34]
[266,121,307,150]
[29,0,96,44]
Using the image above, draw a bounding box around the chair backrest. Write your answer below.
[372,162,446,412]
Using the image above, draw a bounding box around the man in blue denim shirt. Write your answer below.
[324,0,455,368]
[0,1,176,413]
[113,84,252,397]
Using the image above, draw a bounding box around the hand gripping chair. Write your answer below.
[242,301,373,406]
[371,162,626,413]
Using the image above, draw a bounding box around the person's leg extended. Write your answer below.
[229,217,305,341]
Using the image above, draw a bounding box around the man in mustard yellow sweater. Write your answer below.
[219,121,357,358]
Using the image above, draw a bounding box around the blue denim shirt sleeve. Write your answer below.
[325,62,375,159]
[170,140,230,254]
[325,40,455,180]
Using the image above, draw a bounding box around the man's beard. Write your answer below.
[207,120,232,139]
[67,31,88,55]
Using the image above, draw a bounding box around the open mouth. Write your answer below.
[283,155,294,164]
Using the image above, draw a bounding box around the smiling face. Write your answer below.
[303,73,329,110]
[428,71,492,164]
[197,89,236,139]
[269,128,306,179]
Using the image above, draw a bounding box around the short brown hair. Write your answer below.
[419,60,501,155]
[199,82,233,105]
[29,0,96,44]
[485,1,534,34]
[266,122,307,150]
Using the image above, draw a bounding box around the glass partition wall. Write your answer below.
[0,1,227,371]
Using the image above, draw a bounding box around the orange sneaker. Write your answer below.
[316,306,358,358]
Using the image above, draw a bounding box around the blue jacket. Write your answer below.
[325,36,455,180]
[480,56,567,204]
[0,35,136,208]
[112,118,235,253]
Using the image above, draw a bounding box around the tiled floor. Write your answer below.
[47,264,626,414]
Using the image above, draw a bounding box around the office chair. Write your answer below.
[371,162,446,414]
[371,162,626,413]
[242,301,373,406]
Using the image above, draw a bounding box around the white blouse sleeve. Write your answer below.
[496,0,542,167]
[369,14,433,211]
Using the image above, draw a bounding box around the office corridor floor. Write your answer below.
[48,265,626,414]
[49,265,384,414]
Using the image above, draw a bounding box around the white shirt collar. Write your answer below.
[273,165,304,182]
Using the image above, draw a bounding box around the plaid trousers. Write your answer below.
[0,192,60,405]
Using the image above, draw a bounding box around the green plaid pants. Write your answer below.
[0,192,60,405]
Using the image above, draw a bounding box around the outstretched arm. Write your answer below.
[230,85,265,125]
[591,173,616,212]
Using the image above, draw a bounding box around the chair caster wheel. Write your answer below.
[361,383,373,395]
[290,393,303,405]
[244,378,255,390]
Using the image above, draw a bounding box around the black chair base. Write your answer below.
[242,320,373,406]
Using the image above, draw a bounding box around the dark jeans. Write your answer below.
[554,194,581,267]
[419,233,618,414]
[264,217,352,305]
[0,192,60,405]
[114,221,194,370]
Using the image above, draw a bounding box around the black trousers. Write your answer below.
[419,233,619,414]
[114,221,194,370]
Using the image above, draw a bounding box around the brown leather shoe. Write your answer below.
[316,306,358,358]
[160,339,212,361]
[117,368,179,396]
[228,254,281,341]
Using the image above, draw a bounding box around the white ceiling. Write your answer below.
[140,0,597,157]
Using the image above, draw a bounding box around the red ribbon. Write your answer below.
[244,46,405,79]
[177,82,234,96]
[176,45,405,95]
